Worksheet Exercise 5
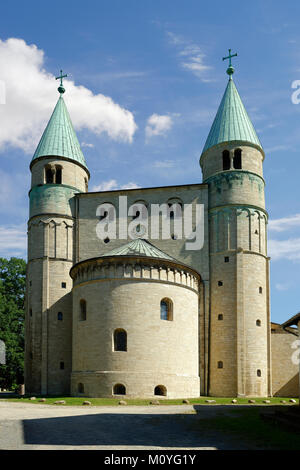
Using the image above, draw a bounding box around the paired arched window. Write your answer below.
[222,149,242,170]
[79,299,87,321]
[113,383,126,395]
[154,385,167,396]
[114,329,127,351]
[160,298,173,321]
[44,165,63,184]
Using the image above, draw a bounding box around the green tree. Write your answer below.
[0,257,26,390]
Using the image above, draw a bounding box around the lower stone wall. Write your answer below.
[71,371,200,399]
[271,324,299,397]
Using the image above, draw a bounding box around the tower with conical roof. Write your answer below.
[25,72,90,394]
[200,51,271,397]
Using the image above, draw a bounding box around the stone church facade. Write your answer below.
[24,65,298,398]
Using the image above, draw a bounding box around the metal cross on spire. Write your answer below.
[222,49,237,78]
[56,69,68,94]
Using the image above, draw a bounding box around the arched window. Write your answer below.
[233,149,242,169]
[78,383,84,394]
[79,299,87,321]
[57,312,63,321]
[222,150,230,170]
[45,167,54,184]
[113,383,126,395]
[55,166,62,184]
[218,314,223,321]
[160,298,173,321]
[256,319,261,327]
[154,385,167,396]
[257,369,261,377]
[218,361,223,369]
[114,329,127,351]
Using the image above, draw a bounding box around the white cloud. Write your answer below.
[268,237,300,261]
[166,32,213,81]
[145,114,174,140]
[81,142,94,148]
[153,160,175,168]
[269,214,300,232]
[0,225,27,258]
[92,179,140,192]
[0,37,137,154]
[275,282,292,291]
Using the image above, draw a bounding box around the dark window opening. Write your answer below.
[154,385,167,396]
[218,361,223,369]
[222,150,230,170]
[80,299,87,321]
[61,282,66,288]
[60,361,64,370]
[113,384,126,395]
[259,287,263,294]
[78,383,84,394]
[114,329,127,351]
[257,369,261,377]
[56,167,62,184]
[57,312,63,321]
[160,299,173,321]
[233,149,242,169]
[46,168,54,184]
[256,319,261,327]
[104,237,110,244]
[218,314,223,321]
[218,281,223,286]
[224,256,229,263]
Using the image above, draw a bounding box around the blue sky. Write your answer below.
[0,0,299,324]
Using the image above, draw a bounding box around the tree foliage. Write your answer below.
[0,257,26,389]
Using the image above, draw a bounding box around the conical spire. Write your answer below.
[201,74,262,156]
[31,85,88,170]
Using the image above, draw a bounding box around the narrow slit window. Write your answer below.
[114,329,127,351]
[222,150,230,170]
[233,149,242,169]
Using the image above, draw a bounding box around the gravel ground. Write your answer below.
[0,401,258,450]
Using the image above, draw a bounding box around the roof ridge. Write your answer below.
[101,238,177,261]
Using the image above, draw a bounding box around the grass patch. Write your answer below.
[0,395,298,407]
[195,407,300,450]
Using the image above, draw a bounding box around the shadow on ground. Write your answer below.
[21,405,266,449]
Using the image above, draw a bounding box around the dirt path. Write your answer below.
[0,401,258,450]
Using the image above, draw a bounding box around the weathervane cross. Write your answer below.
[56,69,68,87]
[222,49,237,67]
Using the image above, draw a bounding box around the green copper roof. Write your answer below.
[102,238,176,261]
[202,78,262,155]
[31,95,88,169]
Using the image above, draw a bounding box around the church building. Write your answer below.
[25,55,299,399]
